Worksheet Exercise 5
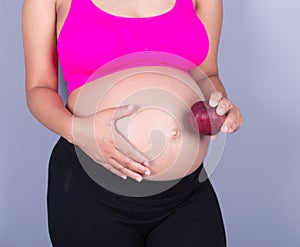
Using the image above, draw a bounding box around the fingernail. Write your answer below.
[144,170,151,176]
[136,176,143,182]
[209,100,218,107]
[216,108,224,116]
[143,160,150,166]
[210,135,218,140]
[121,175,127,180]
[221,125,228,133]
[127,104,135,111]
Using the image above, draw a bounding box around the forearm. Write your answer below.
[193,74,228,100]
[26,86,74,143]
[207,75,227,98]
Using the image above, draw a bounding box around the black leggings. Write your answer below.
[47,136,226,247]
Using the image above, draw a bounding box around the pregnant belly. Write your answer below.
[67,66,210,180]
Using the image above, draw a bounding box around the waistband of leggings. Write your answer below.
[57,135,204,200]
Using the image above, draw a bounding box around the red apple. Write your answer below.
[189,101,226,135]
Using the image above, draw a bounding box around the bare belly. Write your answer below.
[67,66,209,180]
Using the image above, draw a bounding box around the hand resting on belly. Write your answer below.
[69,66,210,180]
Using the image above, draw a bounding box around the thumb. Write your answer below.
[111,104,136,120]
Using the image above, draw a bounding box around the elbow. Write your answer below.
[25,86,36,115]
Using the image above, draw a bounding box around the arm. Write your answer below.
[22,0,73,143]
[193,0,243,134]
[22,0,150,181]
[195,0,226,97]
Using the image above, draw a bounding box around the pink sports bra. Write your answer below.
[57,0,210,95]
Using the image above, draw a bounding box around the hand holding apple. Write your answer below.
[190,91,243,138]
[189,100,226,135]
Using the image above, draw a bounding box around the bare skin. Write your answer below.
[22,0,243,182]
[69,66,210,180]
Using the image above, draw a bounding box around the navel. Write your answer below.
[170,128,181,138]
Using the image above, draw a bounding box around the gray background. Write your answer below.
[1,0,299,246]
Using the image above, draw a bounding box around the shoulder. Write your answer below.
[194,0,223,75]
[22,0,57,13]
[195,0,223,12]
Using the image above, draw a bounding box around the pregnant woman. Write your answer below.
[22,0,242,246]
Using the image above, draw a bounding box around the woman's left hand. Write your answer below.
[208,91,243,139]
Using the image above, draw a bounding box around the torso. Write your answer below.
[55,0,209,180]
[55,0,198,39]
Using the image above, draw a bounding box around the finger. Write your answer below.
[112,148,151,176]
[111,104,136,121]
[220,123,230,134]
[111,129,150,166]
[216,98,232,116]
[227,110,243,133]
[220,107,240,133]
[109,158,144,182]
[210,134,218,140]
[209,91,222,107]
[222,121,239,134]
[228,120,241,133]
[101,162,128,180]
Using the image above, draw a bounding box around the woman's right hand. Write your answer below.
[72,104,151,182]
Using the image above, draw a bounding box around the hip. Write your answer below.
[47,136,212,201]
